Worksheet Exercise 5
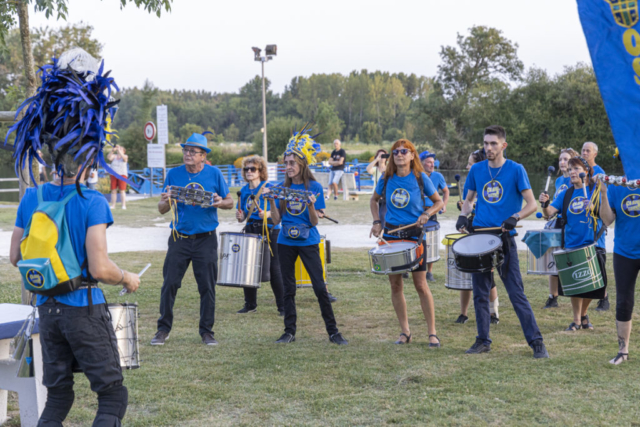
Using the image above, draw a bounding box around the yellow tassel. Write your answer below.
[170,198,179,242]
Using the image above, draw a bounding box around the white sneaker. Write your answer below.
[122,206,127,210]
[109,205,115,209]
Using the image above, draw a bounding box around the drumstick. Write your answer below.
[454,174,462,204]
[579,172,588,199]
[249,195,263,212]
[378,236,392,246]
[541,166,555,208]
[119,263,151,296]
[474,225,523,231]
[387,222,419,234]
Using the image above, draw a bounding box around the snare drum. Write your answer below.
[217,232,263,288]
[523,229,561,275]
[442,234,472,290]
[423,221,441,263]
[369,240,423,275]
[553,244,604,296]
[452,234,504,273]
[108,303,140,369]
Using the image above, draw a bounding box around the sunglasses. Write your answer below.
[243,167,258,173]
[392,148,410,156]
[182,148,203,156]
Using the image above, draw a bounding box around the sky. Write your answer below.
[27,0,593,95]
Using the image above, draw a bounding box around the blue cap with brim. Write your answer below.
[181,133,211,153]
[419,150,436,161]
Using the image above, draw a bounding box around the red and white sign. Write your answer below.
[144,121,156,142]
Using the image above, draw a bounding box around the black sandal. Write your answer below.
[565,322,581,331]
[428,334,441,348]
[581,315,594,330]
[394,333,412,344]
[610,353,629,365]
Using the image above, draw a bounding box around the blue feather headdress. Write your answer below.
[284,123,322,165]
[4,48,124,196]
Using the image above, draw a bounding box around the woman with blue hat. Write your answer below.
[152,132,234,347]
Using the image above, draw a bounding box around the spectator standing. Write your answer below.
[37,150,48,183]
[326,139,346,201]
[108,144,129,209]
[87,168,99,190]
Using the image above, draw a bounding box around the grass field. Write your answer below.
[1,247,637,426]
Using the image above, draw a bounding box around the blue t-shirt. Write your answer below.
[608,185,640,258]
[426,172,447,208]
[164,165,230,235]
[465,160,531,228]
[237,181,281,230]
[276,181,325,246]
[592,165,605,176]
[15,183,113,307]
[375,172,437,228]
[551,185,605,249]
[553,176,571,200]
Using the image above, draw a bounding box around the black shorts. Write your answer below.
[383,234,428,273]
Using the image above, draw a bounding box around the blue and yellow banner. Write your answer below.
[577,0,640,179]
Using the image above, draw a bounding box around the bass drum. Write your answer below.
[442,233,472,290]
[107,303,140,370]
[217,232,263,288]
[296,236,330,288]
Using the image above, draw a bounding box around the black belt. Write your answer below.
[177,231,215,239]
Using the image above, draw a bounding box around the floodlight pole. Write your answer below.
[261,59,268,160]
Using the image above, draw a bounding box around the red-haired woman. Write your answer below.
[369,139,444,347]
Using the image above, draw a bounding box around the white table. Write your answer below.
[0,304,46,427]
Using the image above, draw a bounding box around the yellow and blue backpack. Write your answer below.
[17,186,84,295]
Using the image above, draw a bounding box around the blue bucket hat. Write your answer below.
[419,150,436,161]
[181,133,211,153]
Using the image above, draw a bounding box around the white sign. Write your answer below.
[144,121,156,142]
[147,144,165,168]
[156,105,169,145]
[267,163,278,182]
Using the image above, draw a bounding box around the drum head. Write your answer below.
[371,241,417,255]
[452,234,502,255]
[424,221,440,231]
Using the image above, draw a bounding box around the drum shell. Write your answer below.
[443,234,472,290]
[553,245,604,296]
[295,236,328,288]
[423,225,441,263]
[107,303,139,370]
[369,242,421,275]
[527,247,558,275]
[217,232,263,288]
[452,234,504,273]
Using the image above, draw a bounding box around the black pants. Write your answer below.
[243,228,285,311]
[278,243,338,336]
[37,300,127,427]
[614,253,640,322]
[157,232,218,336]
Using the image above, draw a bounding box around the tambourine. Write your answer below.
[167,185,217,207]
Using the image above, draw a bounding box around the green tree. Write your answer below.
[224,123,240,142]
[361,121,382,144]
[314,101,344,144]
[179,123,204,142]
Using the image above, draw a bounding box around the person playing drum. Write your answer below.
[8,49,140,426]
[598,155,639,364]
[541,156,610,331]
[152,132,234,346]
[455,149,500,325]
[457,125,548,358]
[235,155,285,316]
[369,139,444,347]
[540,148,579,309]
[266,128,348,345]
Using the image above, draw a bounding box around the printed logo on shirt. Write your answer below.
[288,226,300,238]
[232,244,240,253]
[26,269,44,289]
[286,200,307,216]
[568,196,588,214]
[621,194,640,218]
[554,184,568,198]
[390,188,410,209]
[482,181,503,203]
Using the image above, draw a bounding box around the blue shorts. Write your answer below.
[329,170,344,185]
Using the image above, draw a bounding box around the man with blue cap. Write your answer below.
[420,150,450,282]
[151,133,234,346]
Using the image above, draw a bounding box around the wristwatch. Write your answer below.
[373,220,382,225]
[512,213,520,221]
